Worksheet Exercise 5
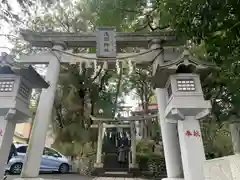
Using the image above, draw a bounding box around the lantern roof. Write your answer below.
[152,49,216,88]
[0,53,49,89]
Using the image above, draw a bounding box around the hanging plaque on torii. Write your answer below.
[96,27,117,58]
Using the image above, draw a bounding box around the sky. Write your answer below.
[0,0,20,53]
[0,23,13,53]
[0,0,139,111]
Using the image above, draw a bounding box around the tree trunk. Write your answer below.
[143,121,148,139]
[112,63,123,117]
[143,95,149,139]
[230,123,240,154]
[84,88,92,127]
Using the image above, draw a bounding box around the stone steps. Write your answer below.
[100,171,134,177]
[103,168,129,172]
[93,167,135,177]
[103,154,129,169]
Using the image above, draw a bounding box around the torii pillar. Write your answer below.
[129,121,137,169]
[95,121,104,168]
[20,44,65,178]
[150,40,184,179]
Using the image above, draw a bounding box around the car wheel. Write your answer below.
[10,163,23,174]
[59,163,69,174]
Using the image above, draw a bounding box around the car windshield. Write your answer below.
[16,145,28,153]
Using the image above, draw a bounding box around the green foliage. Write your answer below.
[136,139,155,154]
[52,65,125,155]
[151,121,161,143]
[53,141,96,157]
[86,0,146,31]
[125,66,155,138]
[136,152,163,161]
[201,120,233,158]
[127,66,154,105]
[136,153,166,177]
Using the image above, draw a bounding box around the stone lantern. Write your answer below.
[0,53,49,178]
[164,65,212,121]
[153,48,214,180]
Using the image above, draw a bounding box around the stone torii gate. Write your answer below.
[89,114,158,171]
[14,28,184,180]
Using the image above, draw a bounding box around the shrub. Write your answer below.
[136,139,155,154]
[136,152,166,178]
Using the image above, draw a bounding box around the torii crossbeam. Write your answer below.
[20,29,182,48]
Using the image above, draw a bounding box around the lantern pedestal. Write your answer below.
[178,116,205,180]
[0,115,17,177]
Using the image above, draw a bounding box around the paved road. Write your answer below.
[7,174,93,180]
[7,174,144,180]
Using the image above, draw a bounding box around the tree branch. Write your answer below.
[91,65,104,82]
[99,70,109,91]
[53,100,64,128]
[135,14,170,32]
[54,14,70,32]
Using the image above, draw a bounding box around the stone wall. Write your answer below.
[204,155,240,180]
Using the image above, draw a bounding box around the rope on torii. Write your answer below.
[52,47,161,62]
[52,47,163,76]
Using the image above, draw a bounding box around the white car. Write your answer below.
[6,144,71,174]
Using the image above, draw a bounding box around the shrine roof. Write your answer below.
[20,29,183,48]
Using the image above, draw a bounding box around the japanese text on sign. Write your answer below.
[185,130,200,137]
[96,27,116,58]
